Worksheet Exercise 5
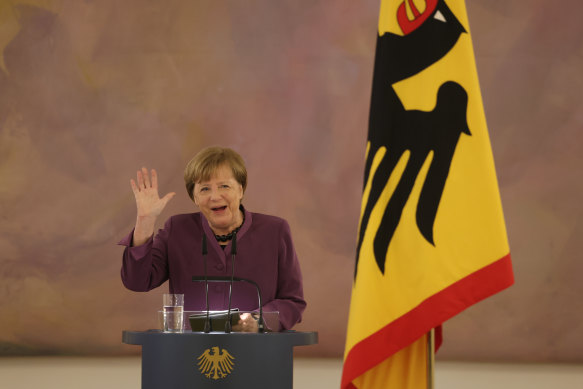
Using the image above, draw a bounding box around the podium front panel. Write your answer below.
[123,330,318,389]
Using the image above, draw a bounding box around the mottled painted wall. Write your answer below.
[0,0,581,362]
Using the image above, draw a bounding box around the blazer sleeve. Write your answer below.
[118,217,173,292]
[262,219,307,331]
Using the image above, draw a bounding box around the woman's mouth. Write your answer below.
[211,206,227,212]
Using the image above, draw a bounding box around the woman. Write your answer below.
[118,147,306,332]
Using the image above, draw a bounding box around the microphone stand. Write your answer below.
[202,234,211,333]
[191,276,266,333]
[225,232,237,333]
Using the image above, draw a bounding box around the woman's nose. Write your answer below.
[209,188,220,200]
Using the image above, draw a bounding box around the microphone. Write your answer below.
[225,232,237,333]
[231,231,237,255]
[191,276,266,333]
[202,233,211,333]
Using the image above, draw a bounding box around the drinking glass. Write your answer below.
[162,293,184,333]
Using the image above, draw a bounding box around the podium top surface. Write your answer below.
[122,330,318,348]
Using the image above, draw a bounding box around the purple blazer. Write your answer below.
[118,208,306,330]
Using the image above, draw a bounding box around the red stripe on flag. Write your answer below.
[341,253,513,388]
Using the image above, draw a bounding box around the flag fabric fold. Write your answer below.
[342,1,514,387]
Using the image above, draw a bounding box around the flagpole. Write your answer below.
[427,329,435,389]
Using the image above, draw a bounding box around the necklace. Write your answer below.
[214,211,245,242]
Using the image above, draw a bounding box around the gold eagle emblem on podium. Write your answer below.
[197,346,235,380]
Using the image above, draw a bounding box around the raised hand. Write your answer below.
[131,167,176,218]
[130,168,176,246]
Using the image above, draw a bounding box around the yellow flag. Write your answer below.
[342,1,514,387]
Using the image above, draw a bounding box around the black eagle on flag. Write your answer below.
[355,0,470,276]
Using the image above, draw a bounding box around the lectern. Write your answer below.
[123,330,318,389]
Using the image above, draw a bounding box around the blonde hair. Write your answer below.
[184,146,247,200]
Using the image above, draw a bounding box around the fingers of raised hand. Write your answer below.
[134,168,158,191]
[161,192,176,205]
[141,167,151,188]
[130,178,139,195]
[137,168,153,191]
[150,168,159,189]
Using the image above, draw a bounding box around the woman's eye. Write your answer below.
[200,187,209,192]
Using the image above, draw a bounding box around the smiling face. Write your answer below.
[193,164,244,235]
